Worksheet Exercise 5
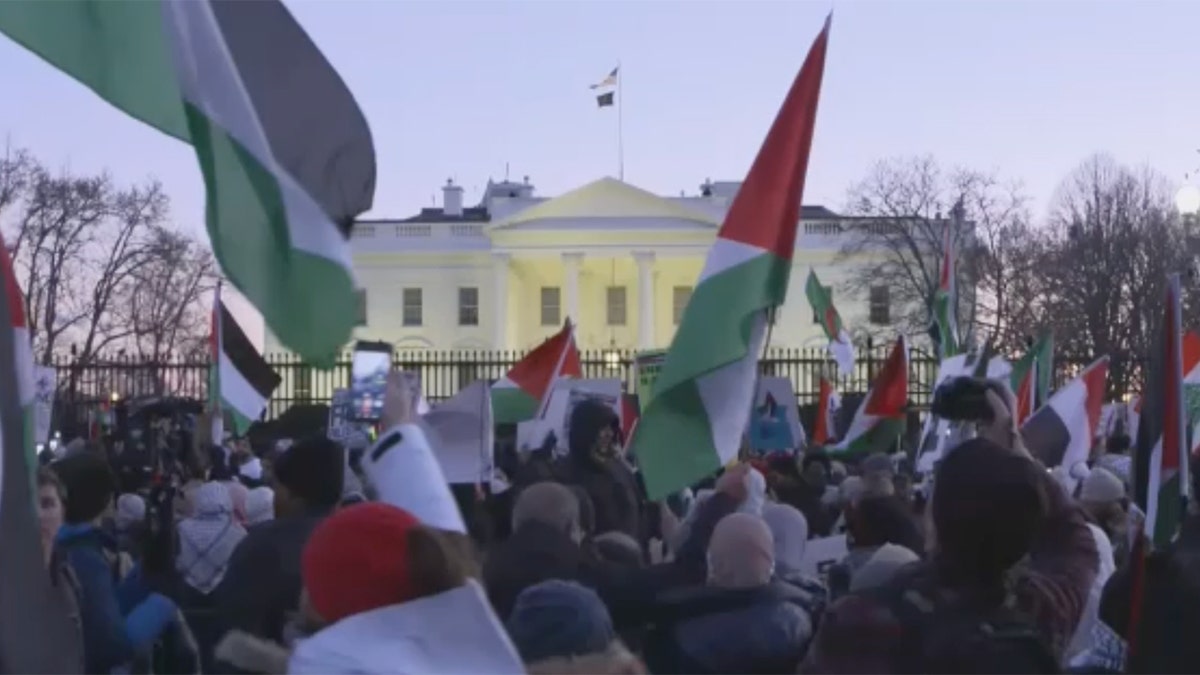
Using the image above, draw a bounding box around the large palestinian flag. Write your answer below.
[0,0,376,366]
[632,17,831,500]
[830,335,908,459]
[211,287,281,436]
[491,320,582,425]
[0,235,84,671]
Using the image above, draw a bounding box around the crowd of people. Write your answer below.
[30,373,1200,674]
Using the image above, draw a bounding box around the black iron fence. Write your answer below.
[46,346,1132,431]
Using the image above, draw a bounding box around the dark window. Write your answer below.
[403,288,423,327]
[458,287,479,326]
[540,287,561,326]
[869,286,890,325]
[607,286,627,326]
[355,289,368,327]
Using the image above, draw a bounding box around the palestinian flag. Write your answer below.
[1020,356,1108,471]
[491,320,581,425]
[831,335,908,459]
[930,221,959,359]
[0,0,376,366]
[211,286,281,436]
[1134,274,1188,548]
[805,268,855,377]
[0,235,84,671]
[1010,332,1054,425]
[631,16,830,500]
[620,393,640,445]
[812,375,839,445]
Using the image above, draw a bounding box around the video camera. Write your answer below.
[929,376,1004,423]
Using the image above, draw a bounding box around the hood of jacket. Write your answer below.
[288,581,525,675]
[567,399,619,465]
[658,582,815,674]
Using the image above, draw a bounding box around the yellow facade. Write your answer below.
[263,176,901,354]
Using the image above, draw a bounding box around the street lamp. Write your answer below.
[1176,184,1200,215]
[603,349,622,371]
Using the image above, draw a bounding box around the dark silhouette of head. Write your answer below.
[932,438,1049,584]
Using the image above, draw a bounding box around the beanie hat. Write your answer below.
[56,451,116,524]
[301,502,421,624]
[506,580,615,663]
[851,543,920,592]
[274,436,344,510]
[1080,466,1125,504]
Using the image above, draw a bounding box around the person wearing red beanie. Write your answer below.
[301,502,476,626]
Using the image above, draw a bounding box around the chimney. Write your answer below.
[442,178,464,217]
[518,175,534,199]
[700,178,714,197]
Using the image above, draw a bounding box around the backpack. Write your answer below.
[869,571,1062,675]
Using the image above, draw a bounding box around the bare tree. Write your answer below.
[1,145,215,368]
[120,227,217,362]
[1038,155,1194,396]
[839,156,1031,349]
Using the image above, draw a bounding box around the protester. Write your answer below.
[483,481,591,618]
[217,435,344,643]
[37,468,82,644]
[53,451,182,673]
[285,502,480,671]
[177,482,247,595]
[554,399,643,541]
[1098,463,1200,673]
[803,433,1097,673]
[507,580,621,664]
[643,512,818,673]
[245,486,275,525]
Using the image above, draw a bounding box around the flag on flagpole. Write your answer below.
[812,375,839,446]
[830,336,909,459]
[805,268,855,377]
[590,66,619,89]
[210,285,281,436]
[491,320,582,425]
[1011,332,1054,425]
[1124,274,1189,662]
[1134,274,1188,548]
[931,221,959,359]
[631,15,831,500]
[0,234,84,671]
[0,0,377,366]
[596,91,615,108]
[1021,356,1108,473]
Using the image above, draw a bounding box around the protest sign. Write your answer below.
[746,377,805,455]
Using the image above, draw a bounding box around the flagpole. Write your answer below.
[617,60,624,182]
[211,281,225,446]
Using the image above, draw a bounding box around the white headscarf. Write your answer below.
[176,482,247,594]
[761,502,809,572]
[245,487,275,525]
[707,513,775,589]
[115,494,146,532]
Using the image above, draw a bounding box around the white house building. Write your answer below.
[263,175,918,354]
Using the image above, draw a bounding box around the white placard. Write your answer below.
[798,534,849,578]
[33,366,55,444]
[421,380,493,485]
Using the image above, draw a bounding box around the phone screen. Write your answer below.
[351,342,393,421]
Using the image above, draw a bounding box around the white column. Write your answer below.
[563,252,583,323]
[634,251,655,349]
[491,252,510,349]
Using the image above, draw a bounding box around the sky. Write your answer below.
[2,0,1199,341]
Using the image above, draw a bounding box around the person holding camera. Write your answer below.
[803,377,1099,674]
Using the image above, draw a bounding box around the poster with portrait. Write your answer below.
[745,377,805,456]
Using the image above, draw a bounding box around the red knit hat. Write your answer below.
[301,502,421,624]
